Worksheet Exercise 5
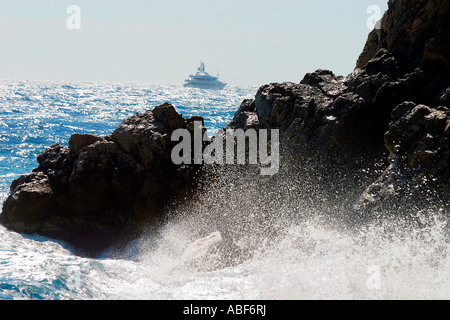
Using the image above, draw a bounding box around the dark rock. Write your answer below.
[223,0,450,217]
[390,101,417,123]
[357,104,449,213]
[346,69,391,102]
[252,78,385,160]
[35,144,73,196]
[232,111,259,131]
[349,0,450,215]
[363,48,400,79]
[255,82,333,131]
[356,0,450,107]
[69,134,104,155]
[437,86,450,107]
[110,103,185,170]
[0,172,55,235]
[0,103,201,256]
[229,99,258,130]
[186,116,207,134]
[300,69,347,98]
[384,105,449,167]
[356,0,450,74]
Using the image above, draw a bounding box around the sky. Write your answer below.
[0,0,388,86]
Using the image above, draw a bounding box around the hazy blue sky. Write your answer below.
[0,0,388,86]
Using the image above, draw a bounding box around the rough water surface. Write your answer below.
[0,80,449,300]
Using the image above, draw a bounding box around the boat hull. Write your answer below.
[183,81,226,90]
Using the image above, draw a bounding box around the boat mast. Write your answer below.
[198,60,205,74]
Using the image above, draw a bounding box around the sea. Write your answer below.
[0,79,449,300]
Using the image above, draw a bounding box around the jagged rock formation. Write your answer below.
[357,0,450,107]
[229,0,449,214]
[230,70,386,162]
[354,0,450,213]
[1,0,449,255]
[357,103,449,213]
[0,103,202,256]
[357,0,450,73]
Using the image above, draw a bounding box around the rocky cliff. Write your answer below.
[229,0,449,216]
[1,0,449,255]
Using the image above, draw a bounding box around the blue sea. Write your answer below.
[1,80,449,300]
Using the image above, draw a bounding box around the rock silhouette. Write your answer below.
[1,103,202,256]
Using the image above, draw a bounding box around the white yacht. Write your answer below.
[184,61,226,90]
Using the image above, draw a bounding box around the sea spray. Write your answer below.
[1,81,449,299]
[115,155,450,299]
